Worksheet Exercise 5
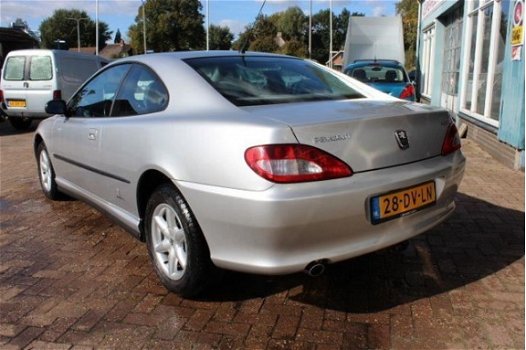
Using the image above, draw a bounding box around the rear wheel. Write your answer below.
[145,183,216,297]
[36,143,61,200]
[9,117,32,130]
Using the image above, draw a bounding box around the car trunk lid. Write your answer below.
[243,99,452,173]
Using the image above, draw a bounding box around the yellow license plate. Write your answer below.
[371,181,436,224]
[8,100,26,108]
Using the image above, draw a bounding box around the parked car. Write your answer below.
[35,51,465,296]
[0,49,107,130]
[344,59,416,101]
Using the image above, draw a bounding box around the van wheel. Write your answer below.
[9,117,32,130]
[145,183,216,297]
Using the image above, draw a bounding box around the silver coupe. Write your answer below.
[35,51,465,296]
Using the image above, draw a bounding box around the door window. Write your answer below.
[3,56,26,81]
[29,56,52,81]
[68,64,131,118]
[111,64,168,117]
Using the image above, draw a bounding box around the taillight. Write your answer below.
[245,144,353,183]
[53,90,62,100]
[441,122,461,156]
[0,90,3,103]
[400,84,415,99]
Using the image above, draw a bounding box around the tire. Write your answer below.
[36,143,61,200]
[145,183,216,297]
[9,117,32,130]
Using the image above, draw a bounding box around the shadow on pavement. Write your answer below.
[199,192,524,312]
[0,118,40,136]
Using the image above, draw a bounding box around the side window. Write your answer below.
[68,64,130,118]
[29,56,52,81]
[4,57,25,81]
[61,58,99,84]
[112,65,168,117]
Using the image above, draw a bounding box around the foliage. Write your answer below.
[114,29,122,44]
[310,9,363,63]
[209,24,233,50]
[233,15,279,53]
[128,0,205,53]
[276,7,307,41]
[396,0,418,69]
[39,9,111,51]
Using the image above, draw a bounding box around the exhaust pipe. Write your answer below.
[304,260,326,277]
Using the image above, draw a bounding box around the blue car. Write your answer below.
[344,60,415,101]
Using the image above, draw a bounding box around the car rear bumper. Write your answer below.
[176,152,466,275]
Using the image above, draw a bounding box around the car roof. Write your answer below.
[344,60,404,70]
[113,50,299,66]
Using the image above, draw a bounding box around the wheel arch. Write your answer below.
[136,169,174,240]
[33,134,44,157]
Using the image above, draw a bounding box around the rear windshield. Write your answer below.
[185,56,363,106]
[29,56,52,81]
[346,65,408,83]
[4,56,26,81]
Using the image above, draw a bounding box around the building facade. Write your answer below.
[417,0,525,169]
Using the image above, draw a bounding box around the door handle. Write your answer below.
[88,128,98,140]
[23,82,29,88]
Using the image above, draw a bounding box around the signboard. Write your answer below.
[512,0,524,45]
[512,0,524,60]
[422,0,446,19]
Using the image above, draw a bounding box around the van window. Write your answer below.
[29,56,52,81]
[62,58,99,85]
[4,57,26,81]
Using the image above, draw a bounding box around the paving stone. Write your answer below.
[0,121,523,349]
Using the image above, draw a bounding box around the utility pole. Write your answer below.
[309,0,312,59]
[142,0,147,54]
[206,0,209,51]
[329,0,333,68]
[67,17,88,52]
[96,0,99,55]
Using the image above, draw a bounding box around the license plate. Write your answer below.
[7,100,26,108]
[370,181,436,224]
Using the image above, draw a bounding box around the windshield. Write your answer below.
[185,56,363,106]
[345,65,408,84]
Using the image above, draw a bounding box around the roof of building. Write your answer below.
[0,27,39,45]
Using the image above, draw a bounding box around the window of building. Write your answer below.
[441,8,463,96]
[460,0,510,126]
[421,25,436,97]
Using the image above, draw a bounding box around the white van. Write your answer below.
[0,49,108,130]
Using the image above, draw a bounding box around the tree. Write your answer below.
[276,7,307,41]
[128,0,205,53]
[114,29,122,44]
[233,15,278,53]
[39,9,111,51]
[310,9,363,63]
[209,25,233,50]
[396,0,418,69]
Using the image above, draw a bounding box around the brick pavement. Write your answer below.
[0,120,524,349]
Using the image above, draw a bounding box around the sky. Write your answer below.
[0,0,397,42]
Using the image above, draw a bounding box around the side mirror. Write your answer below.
[45,100,70,117]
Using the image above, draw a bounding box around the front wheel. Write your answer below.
[9,117,32,130]
[36,143,61,200]
[145,183,216,297]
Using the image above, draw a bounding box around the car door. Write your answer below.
[52,64,132,197]
[1,55,28,111]
[26,54,55,115]
[93,64,169,215]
